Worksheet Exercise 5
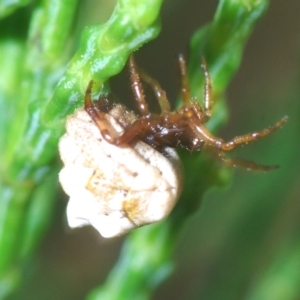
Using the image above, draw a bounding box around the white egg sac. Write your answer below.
[59,107,183,238]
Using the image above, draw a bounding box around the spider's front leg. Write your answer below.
[85,80,148,146]
[178,55,212,122]
[128,55,150,116]
[138,68,171,113]
[129,54,172,114]
[201,57,212,121]
[84,81,118,144]
[220,116,288,151]
[178,54,191,106]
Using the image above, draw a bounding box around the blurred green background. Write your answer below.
[2,0,300,299]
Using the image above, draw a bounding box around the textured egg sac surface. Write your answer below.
[59,107,183,238]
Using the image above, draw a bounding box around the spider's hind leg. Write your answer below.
[220,117,288,151]
[205,145,278,172]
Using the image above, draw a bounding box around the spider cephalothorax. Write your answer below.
[85,54,287,171]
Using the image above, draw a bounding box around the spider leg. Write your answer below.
[201,57,212,121]
[84,80,118,144]
[128,55,149,116]
[220,116,288,151]
[138,68,171,113]
[113,118,149,145]
[178,55,212,121]
[85,80,148,146]
[206,145,278,171]
[178,54,191,106]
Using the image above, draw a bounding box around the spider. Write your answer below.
[84,54,287,171]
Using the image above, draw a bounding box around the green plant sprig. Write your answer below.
[0,0,270,298]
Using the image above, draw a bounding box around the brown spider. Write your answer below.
[85,54,287,171]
